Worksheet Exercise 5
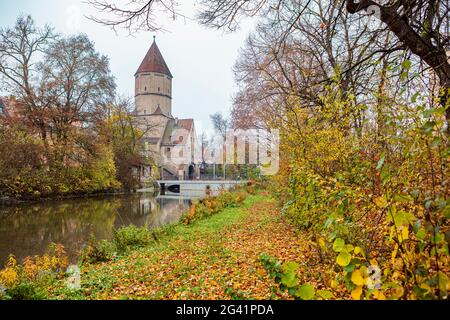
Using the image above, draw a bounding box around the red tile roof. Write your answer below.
[160,118,194,146]
[177,119,194,132]
[136,38,173,78]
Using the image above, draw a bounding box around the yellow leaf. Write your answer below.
[351,269,365,286]
[369,259,378,266]
[391,244,398,264]
[330,279,337,289]
[351,286,363,300]
[393,285,404,298]
[336,251,351,266]
[398,227,409,243]
[374,196,387,208]
[372,290,386,300]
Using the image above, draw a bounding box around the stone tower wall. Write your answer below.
[135,72,172,116]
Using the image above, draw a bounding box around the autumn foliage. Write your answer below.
[262,87,450,299]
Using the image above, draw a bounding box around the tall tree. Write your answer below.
[0,15,55,141]
[40,34,116,143]
[108,96,158,189]
[210,112,230,177]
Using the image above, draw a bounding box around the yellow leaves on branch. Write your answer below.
[0,256,18,288]
[0,244,68,292]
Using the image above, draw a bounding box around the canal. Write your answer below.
[0,191,193,266]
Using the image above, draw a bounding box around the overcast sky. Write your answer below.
[0,0,254,132]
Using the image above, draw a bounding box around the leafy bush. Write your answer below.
[22,244,68,281]
[113,225,153,253]
[270,87,450,299]
[1,281,47,300]
[79,236,116,264]
[80,226,162,264]
[259,253,333,300]
[0,244,68,300]
[0,126,121,199]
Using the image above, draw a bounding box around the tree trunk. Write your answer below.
[346,0,450,131]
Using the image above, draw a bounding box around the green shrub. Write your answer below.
[80,236,116,264]
[113,225,152,253]
[1,281,47,300]
[79,227,155,264]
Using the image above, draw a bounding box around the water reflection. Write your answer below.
[0,192,191,265]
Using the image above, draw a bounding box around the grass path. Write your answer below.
[53,192,312,300]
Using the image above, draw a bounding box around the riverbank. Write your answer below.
[0,187,156,206]
[35,191,312,300]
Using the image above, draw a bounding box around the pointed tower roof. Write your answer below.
[135,36,173,78]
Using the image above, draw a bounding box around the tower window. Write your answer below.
[158,87,160,92]
[144,110,146,114]
[144,86,147,91]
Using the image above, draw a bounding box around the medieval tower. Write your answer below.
[134,37,198,180]
[135,36,173,139]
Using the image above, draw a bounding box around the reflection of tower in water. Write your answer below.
[137,195,190,228]
[138,197,156,216]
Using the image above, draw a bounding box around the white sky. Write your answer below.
[0,0,255,132]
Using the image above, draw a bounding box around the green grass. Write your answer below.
[155,193,264,239]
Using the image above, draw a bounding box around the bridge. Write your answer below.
[157,180,247,195]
